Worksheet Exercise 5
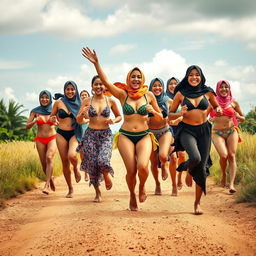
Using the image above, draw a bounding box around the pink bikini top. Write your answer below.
[210,107,238,126]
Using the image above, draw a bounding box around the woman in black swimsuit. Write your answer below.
[169,65,222,215]
[50,81,83,198]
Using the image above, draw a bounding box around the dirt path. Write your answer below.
[1,150,256,256]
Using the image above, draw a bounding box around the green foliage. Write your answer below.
[240,106,256,134]
[0,98,34,141]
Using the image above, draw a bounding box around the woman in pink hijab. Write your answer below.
[210,80,245,193]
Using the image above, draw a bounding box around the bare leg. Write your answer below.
[93,186,102,202]
[68,136,81,183]
[103,171,112,190]
[136,135,153,203]
[212,134,228,187]
[158,132,172,181]
[80,153,89,181]
[117,134,138,211]
[169,153,178,196]
[194,184,203,215]
[227,131,238,193]
[56,134,73,197]
[185,172,193,187]
[150,151,161,195]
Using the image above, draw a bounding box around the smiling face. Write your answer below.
[39,93,50,106]
[92,78,105,95]
[129,69,142,89]
[188,68,201,87]
[218,82,230,97]
[168,79,178,93]
[152,80,163,96]
[65,84,76,99]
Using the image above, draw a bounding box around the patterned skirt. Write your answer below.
[77,127,114,187]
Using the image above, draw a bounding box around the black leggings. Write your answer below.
[176,122,212,194]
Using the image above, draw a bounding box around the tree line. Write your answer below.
[0,98,255,142]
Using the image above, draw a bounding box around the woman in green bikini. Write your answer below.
[82,47,162,211]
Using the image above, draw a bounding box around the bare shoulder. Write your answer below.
[146,91,155,100]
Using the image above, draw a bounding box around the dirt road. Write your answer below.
[1,150,256,256]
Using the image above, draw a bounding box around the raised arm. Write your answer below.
[76,98,90,124]
[82,47,126,101]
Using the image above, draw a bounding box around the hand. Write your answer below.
[105,118,114,125]
[180,105,188,116]
[81,106,89,117]
[82,47,98,64]
[215,106,222,116]
[146,104,154,113]
[50,115,57,123]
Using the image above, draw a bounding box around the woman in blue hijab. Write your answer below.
[50,81,82,198]
[26,90,57,195]
[148,78,173,195]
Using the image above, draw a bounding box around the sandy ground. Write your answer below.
[0,150,256,256]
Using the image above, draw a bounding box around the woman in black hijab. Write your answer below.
[169,65,222,215]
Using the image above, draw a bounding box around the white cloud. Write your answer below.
[0,59,31,70]
[25,92,38,102]
[0,0,255,48]
[1,87,16,101]
[109,44,136,56]
[214,60,228,67]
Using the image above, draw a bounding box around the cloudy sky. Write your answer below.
[0,0,256,121]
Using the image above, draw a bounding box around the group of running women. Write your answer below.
[26,47,245,215]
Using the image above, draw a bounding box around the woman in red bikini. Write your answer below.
[26,90,57,195]
[210,80,245,193]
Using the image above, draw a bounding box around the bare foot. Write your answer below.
[65,189,73,198]
[84,172,89,182]
[161,163,168,181]
[139,185,147,203]
[229,187,237,194]
[50,177,55,191]
[74,168,81,183]
[220,176,226,187]
[194,203,203,215]
[155,184,162,195]
[103,172,112,190]
[42,186,50,195]
[185,172,193,187]
[93,195,102,203]
[171,186,178,196]
[129,194,138,211]
[177,182,183,190]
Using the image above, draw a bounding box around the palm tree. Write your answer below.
[0,99,28,140]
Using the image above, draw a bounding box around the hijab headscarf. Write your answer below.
[166,77,179,99]
[31,90,52,115]
[54,80,82,142]
[114,67,148,99]
[174,65,215,98]
[216,80,234,109]
[149,78,169,117]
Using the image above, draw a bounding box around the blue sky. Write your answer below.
[0,0,256,124]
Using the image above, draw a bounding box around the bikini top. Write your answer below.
[122,95,148,116]
[36,117,55,126]
[88,96,110,118]
[58,109,73,119]
[182,95,209,111]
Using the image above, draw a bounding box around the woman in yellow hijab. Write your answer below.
[82,47,162,211]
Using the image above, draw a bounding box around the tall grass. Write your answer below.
[0,141,62,207]
[210,132,256,203]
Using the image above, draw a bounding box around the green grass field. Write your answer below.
[210,132,256,203]
[0,141,62,207]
